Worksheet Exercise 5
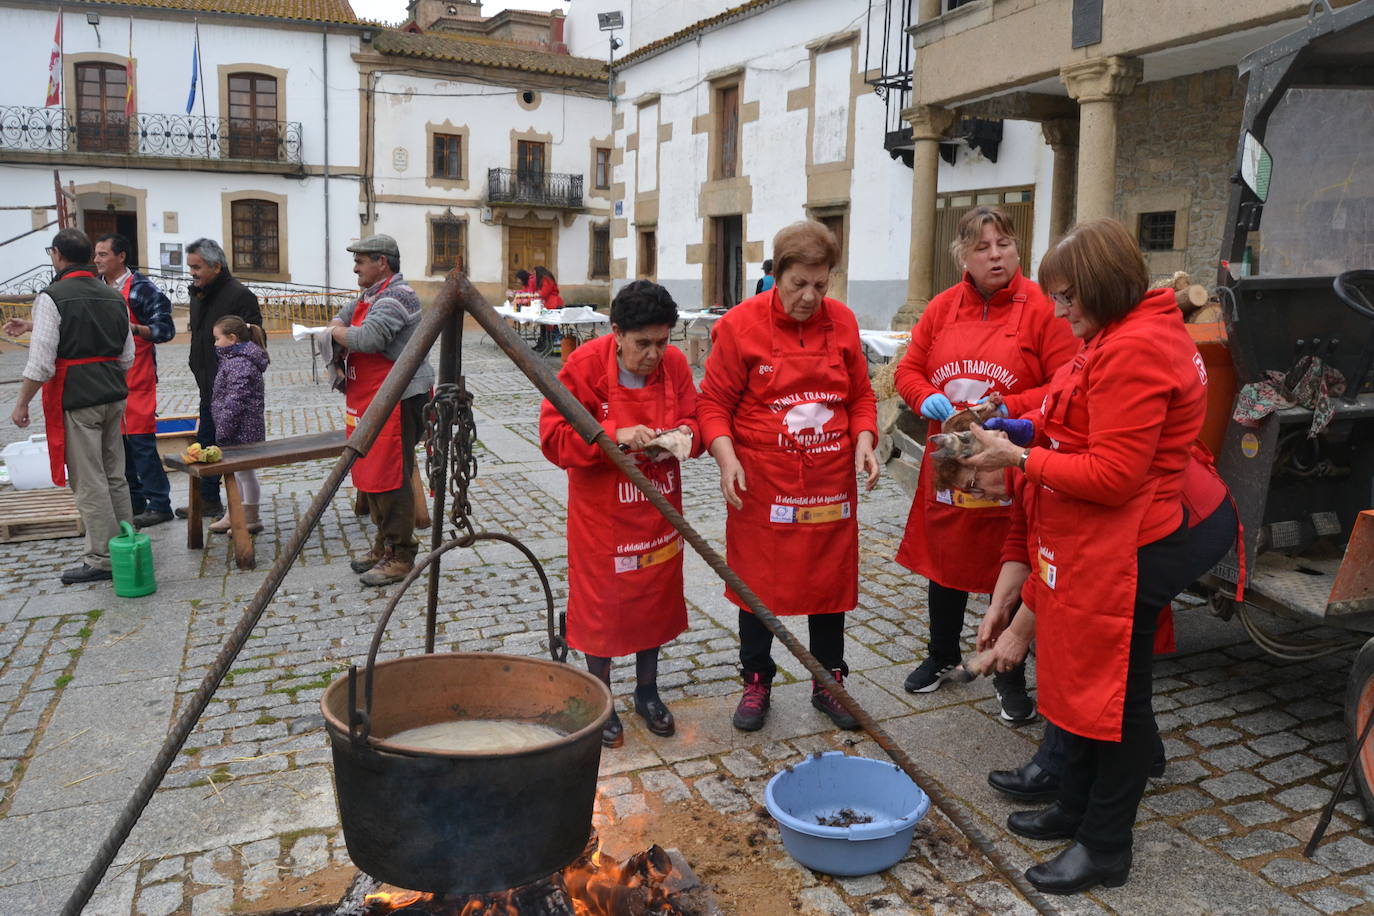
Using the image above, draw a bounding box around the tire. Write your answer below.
[1343,637,1374,823]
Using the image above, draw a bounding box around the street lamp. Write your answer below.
[599,10,624,101]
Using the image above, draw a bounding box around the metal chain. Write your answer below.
[423,379,479,537]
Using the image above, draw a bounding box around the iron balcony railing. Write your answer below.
[0,105,303,164]
[487,167,584,209]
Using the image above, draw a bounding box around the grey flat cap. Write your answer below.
[347,234,400,258]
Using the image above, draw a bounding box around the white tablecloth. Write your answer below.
[497,303,609,327]
[858,328,911,359]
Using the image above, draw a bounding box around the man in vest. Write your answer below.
[329,234,435,587]
[94,233,176,528]
[5,229,135,584]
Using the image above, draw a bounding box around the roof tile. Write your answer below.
[372,30,608,81]
[64,0,358,25]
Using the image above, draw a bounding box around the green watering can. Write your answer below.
[109,521,157,598]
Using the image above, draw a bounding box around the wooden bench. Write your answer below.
[163,430,430,570]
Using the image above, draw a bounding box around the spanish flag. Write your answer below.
[124,19,135,117]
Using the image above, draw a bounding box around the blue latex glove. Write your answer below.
[977,396,1009,417]
[982,417,1035,447]
[920,393,954,422]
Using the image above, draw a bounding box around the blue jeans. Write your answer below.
[123,433,172,515]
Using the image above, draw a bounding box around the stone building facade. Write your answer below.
[1114,67,1246,286]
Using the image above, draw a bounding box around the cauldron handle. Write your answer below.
[350,530,566,744]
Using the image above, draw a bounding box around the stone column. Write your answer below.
[894,104,955,330]
[1041,118,1079,241]
[1060,57,1141,224]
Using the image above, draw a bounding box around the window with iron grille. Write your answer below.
[591,225,610,278]
[431,218,466,274]
[594,148,611,190]
[230,199,280,273]
[1138,211,1177,251]
[433,133,463,180]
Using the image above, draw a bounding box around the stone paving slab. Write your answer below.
[2,336,1374,914]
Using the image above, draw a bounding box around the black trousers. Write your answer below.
[196,387,221,505]
[1060,499,1237,853]
[739,609,846,681]
[927,580,968,664]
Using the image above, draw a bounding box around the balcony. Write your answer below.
[0,105,303,169]
[487,167,584,210]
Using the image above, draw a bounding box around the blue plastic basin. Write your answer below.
[765,751,930,876]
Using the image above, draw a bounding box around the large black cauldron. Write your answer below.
[321,653,612,894]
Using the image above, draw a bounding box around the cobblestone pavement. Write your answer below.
[0,332,1372,915]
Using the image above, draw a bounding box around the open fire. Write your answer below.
[357,833,707,916]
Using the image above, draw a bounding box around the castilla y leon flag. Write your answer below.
[45,10,62,107]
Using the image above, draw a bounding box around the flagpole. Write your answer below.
[196,21,211,159]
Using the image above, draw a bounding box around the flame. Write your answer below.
[365,889,431,909]
[362,836,682,915]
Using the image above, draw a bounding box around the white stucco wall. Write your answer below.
[0,5,359,289]
[368,70,612,296]
[608,0,1057,328]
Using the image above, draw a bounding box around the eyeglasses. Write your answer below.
[1050,290,1075,308]
[44,246,56,255]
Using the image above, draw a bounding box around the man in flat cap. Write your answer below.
[330,234,435,587]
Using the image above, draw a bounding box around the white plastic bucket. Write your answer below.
[1,435,59,490]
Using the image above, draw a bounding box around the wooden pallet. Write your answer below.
[0,487,84,543]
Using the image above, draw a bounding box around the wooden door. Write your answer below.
[75,63,128,153]
[228,73,279,160]
[508,226,552,286]
[932,187,1035,294]
[83,211,118,243]
[516,141,546,200]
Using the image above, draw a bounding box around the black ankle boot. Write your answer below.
[1007,803,1081,841]
[633,686,675,737]
[1026,842,1132,894]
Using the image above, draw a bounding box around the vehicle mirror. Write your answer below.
[1240,131,1272,203]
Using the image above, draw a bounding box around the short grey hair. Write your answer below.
[186,238,227,268]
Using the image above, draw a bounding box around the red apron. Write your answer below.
[117,273,158,435]
[896,291,1035,593]
[727,299,859,615]
[344,277,405,493]
[565,343,689,656]
[1027,346,1159,742]
[41,269,120,488]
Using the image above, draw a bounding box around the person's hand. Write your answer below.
[976,395,1009,417]
[10,403,29,428]
[988,625,1031,672]
[977,602,1013,652]
[615,425,657,451]
[717,455,747,510]
[919,393,954,422]
[961,423,1023,470]
[855,431,880,491]
[4,318,33,338]
[982,417,1035,447]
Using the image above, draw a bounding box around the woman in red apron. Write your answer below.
[959,219,1214,894]
[698,221,881,733]
[894,206,1077,716]
[539,281,701,749]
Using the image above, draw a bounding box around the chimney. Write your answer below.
[549,9,567,54]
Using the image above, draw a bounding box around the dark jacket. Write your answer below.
[126,270,176,345]
[45,265,130,409]
[189,270,262,393]
[210,341,269,445]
